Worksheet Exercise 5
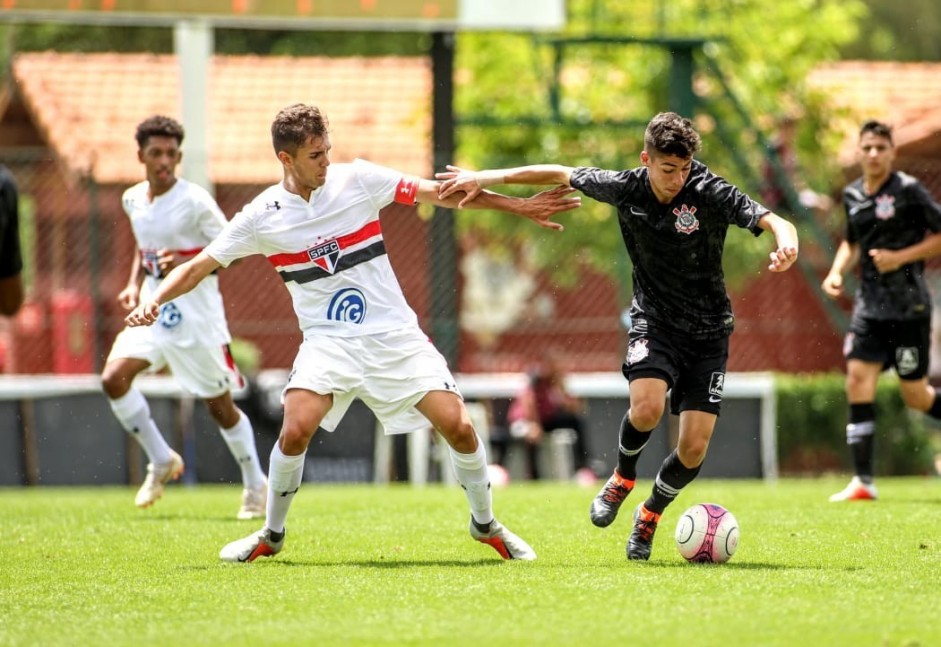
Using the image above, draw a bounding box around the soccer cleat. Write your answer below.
[237,480,267,520]
[134,450,184,508]
[589,471,635,527]
[219,527,285,563]
[626,503,661,561]
[469,517,537,561]
[828,476,878,502]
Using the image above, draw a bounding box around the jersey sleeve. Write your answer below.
[910,181,941,233]
[701,170,767,235]
[205,204,259,268]
[569,167,635,206]
[842,188,858,244]
[190,186,228,242]
[352,158,417,209]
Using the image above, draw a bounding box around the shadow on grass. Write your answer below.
[191,558,515,569]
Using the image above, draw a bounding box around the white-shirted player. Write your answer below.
[102,115,267,518]
[125,104,580,562]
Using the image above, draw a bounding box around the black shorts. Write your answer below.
[844,316,930,380]
[621,323,729,416]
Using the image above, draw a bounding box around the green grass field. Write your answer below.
[2,477,939,647]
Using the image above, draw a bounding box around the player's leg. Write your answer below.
[219,387,333,563]
[626,334,726,560]
[102,331,183,508]
[831,320,885,502]
[164,343,268,518]
[204,390,268,519]
[591,377,668,527]
[417,390,536,560]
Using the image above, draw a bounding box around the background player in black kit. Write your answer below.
[822,120,941,502]
[438,112,799,560]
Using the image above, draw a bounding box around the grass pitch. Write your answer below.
[2,477,939,647]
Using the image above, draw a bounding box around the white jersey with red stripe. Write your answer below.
[205,159,420,338]
[121,178,232,348]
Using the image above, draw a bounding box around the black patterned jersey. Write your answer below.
[0,166,22,280]
[570,160,767,339]
[843,172,941,320]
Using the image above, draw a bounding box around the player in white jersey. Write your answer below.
[101,115,267,518]
[125,104,580,562]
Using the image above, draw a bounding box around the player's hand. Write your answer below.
[821,272,843,298]
[869,248,903,274]
[116,284,140,311]
[768,246,798,272]
[436,165,484,208]
[125,301,161,327]
[516,186,580,231]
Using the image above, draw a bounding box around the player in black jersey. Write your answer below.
[822,120,941,502]
[438,112,799,560]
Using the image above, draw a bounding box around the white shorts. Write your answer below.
[286,326,462,435]
[107,325,242,398]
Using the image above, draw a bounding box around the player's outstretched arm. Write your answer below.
[416,180,580,231]
[125,251,221,327]
[822,240,859,297]
[757,212,799,273]
[436,164,576,208]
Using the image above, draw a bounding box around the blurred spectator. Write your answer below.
[761,116,832,216]
[0,164,24,316]
[494,354,596,484]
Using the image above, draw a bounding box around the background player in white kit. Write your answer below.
[102,115,267,518]
[125,103,581,562]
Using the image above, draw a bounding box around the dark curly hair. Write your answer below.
[135,115,185,149]
[644,112,702,159]
[859,120,893,146]
[271,104,330,156]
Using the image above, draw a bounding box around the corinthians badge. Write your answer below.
[673,204,700,234]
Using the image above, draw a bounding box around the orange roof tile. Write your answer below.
[806,61,941,166]
[10,51,432,184]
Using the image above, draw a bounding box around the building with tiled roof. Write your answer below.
[8,51,433,184]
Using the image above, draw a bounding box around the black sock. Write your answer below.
[847,403,876,482]
[616,411,650,481]
[644,449,701,515]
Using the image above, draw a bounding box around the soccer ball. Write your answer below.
[674,503,739,564]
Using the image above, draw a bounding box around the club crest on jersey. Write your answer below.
[896,346,919,376]
[875,194,896,220]
[307,240,341,274]
[673,204,699,234]
[626,338,649,365]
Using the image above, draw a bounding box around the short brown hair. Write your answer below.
[271,104,330,156]
[644,112,701,159]
[135,115,184,149]
[859,120,893,146]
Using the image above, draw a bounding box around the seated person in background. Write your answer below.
[495,356,596,484]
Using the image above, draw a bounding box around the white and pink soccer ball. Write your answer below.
[674,503,739,564]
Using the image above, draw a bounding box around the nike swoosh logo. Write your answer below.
[629,206,648,216]
[709,396,722,403]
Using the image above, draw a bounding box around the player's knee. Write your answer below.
[101,370,128,400]
[441,419,477,453]
[630,400,664,430]
[279,420,316,453]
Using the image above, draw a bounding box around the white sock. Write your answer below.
[266,443,305,534]
[449,436,493,526]
[218,409,266,489]
[109,388,172,465]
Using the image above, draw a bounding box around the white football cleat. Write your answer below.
[469,518,537,561]
[135,450,184,508]
[219,527,285,563]
[828,476,878,502]
[237,480,267,520]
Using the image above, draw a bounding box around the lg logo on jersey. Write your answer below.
[328,288,367,324]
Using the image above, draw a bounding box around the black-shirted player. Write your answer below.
[822,120,941,502]
[0,164,24,316]
[438,112,799,560]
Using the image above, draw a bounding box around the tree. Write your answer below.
[450,0,868,288]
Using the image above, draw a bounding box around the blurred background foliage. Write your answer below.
[1,0,937,288]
